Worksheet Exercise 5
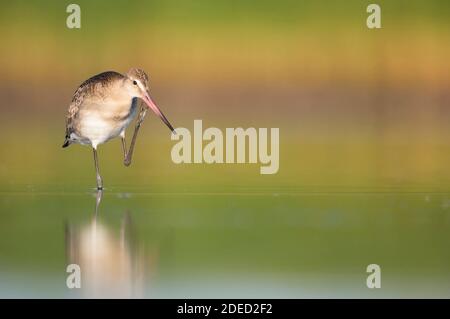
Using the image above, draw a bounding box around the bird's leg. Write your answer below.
[93,147,103,190]
[124,106,147,167]
[121,133,127,160]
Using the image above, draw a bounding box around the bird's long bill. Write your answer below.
[143,92,175,134]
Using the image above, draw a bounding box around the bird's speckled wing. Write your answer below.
[63,71,124,147]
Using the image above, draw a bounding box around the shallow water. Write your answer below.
[0,187,449,298]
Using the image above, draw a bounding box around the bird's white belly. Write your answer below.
[80,116,122,147]
[77,110,137,148]
[70,98,139,148]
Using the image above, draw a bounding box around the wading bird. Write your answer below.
[62,68,175,189]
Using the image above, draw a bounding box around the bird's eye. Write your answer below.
[133,80,137,85]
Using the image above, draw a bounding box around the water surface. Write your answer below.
[1,186,449,298]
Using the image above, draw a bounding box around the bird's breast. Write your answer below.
[77,98,138,146]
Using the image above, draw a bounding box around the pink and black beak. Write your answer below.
[142,92,176,134]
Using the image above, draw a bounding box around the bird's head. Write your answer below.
[125,68,175,134]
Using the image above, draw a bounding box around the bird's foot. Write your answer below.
[96,177,103,190]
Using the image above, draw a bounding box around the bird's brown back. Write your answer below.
[64,71,125,144]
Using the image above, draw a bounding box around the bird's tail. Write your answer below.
[62,136,71,148]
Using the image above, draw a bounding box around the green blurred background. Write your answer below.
[0,1,449,298]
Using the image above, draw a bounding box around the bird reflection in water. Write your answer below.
[65,190,151,298]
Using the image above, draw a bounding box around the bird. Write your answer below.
[62,68,175,190]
